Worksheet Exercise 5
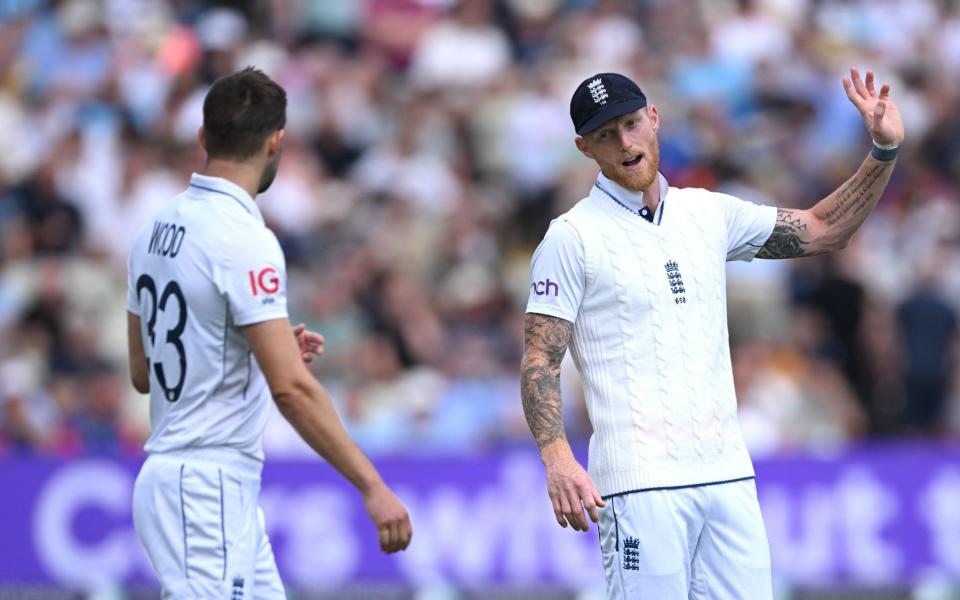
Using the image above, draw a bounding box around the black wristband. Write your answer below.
[871,143,899,161]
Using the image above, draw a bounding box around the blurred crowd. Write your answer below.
[0,0,958,459]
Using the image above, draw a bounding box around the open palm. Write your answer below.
[842,67,905,148]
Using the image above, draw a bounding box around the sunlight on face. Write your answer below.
[582,108,660,192]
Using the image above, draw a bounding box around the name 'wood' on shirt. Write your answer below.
[147,220,186,258]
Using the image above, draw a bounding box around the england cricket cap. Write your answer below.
[570,73,648,136]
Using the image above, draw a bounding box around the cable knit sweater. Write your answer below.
[527,173,776,497]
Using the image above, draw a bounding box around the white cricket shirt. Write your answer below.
[127,173,288,477]
[526,171,776,497]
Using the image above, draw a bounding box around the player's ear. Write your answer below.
[266,129,285,158]
[198,127,207,152]
[646,105,659,133]
[575,136,594,159]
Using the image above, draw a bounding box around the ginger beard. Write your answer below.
[579,108,662,194]
[599,132,660,193]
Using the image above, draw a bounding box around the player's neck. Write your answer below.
[600,170,661,213]
[202,160,262,200]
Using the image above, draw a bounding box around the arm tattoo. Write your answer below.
[821,163,888,227]
[756,209,811,259]
[757,158,894,259]
[520,313,573,450]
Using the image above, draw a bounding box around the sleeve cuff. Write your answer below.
[525,304,576,323]
[233,308,289,327]
[739,205,778,262]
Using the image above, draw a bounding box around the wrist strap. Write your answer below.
[871,141,899,161]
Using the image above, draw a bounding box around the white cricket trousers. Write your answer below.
[598,478,772,599]
[132,454,286,599]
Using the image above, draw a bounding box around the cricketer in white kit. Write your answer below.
[521,70,903,599]
[127,68,411,599]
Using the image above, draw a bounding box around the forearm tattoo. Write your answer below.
[520,314,573,450]
[757,159,894,259]
[756,208,811,259]
[821,163,889,227]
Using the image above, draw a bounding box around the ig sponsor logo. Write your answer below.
[249,267,280,297]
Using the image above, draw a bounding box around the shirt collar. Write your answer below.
[594,170,670,223]
[188,173,264,225]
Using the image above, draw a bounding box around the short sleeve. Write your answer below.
[715,192,777,262]
[126,251,140,315]
[214,228,289,326]
[525,219,585,323]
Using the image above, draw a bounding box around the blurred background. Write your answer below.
[1,0,959,598]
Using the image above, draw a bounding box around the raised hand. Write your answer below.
[292,323,325,363]
[842,67,905,148]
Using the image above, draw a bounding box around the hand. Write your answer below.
[842,67,904,148]
[363,483,413,553]
[292,323,324,363]
[542,445,605,532]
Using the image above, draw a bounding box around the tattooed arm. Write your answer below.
[756,156,896,258]
[521,313,604,531]
[758,67,904,260]
[520,313,573,450]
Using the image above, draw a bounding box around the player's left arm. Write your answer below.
[127,312,149,393]
[757,68,904,259]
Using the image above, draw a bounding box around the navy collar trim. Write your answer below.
[594,181,664,225]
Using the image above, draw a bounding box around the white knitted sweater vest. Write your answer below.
[561,185,754,497]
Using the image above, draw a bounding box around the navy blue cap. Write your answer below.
[570,73,647,136]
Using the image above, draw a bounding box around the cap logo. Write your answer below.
[587,78,608,105]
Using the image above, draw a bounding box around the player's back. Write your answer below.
[127,174,288,477]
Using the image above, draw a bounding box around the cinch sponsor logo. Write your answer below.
[530,278,559,297]
[249,267,280,296]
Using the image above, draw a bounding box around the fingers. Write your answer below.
[563,484,589,531]
[550,475,608,532]
[579,484,608,527]
[379,516,413,553]
[570,488,590,531]
[557,492,574,528]
[398,515,413,551]
[594,491,607,509]
[584,494,600,526]
[844,68,895,132]
[379,523,399,553]
[366,487,412,554]
[295,328,325,363]
[842,76,864,110]
[293,323,308,354]
[585,489,606,524]
[378,526,391,552]
[850,67,869,98]
[556,487,586,530]
[306,332,325,353]
[551,495,567,527]
[389,521,402,552]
